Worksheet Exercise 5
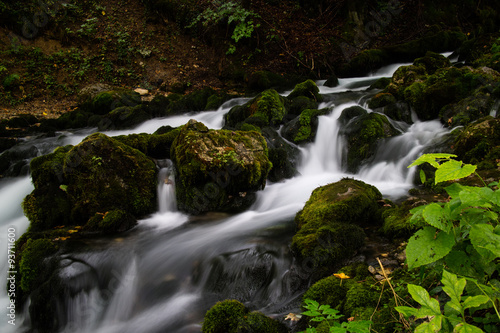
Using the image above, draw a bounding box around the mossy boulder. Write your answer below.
[380,203,421,240]
[80,89,141,115]
[413,51,451,75]
[287,79,323,102]
[340,112,400,173]
[291,179,382,278]
[337,106,367,125]
[367,93,397,109]
[85,209,136,234]
[23,133,157,232]
[171,120,272,214]
[224,89,288,130]
[202,300,287,333]
[453,116,500,167]
[440,89,495,127]
[113,128,181,159]
[281,108,329,144]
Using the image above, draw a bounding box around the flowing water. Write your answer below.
[0,62,452,333]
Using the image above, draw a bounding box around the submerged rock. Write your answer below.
[291,179,382,279]
[171,120,272,214]
[23,133,157,231]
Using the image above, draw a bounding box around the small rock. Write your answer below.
[368,265,376,275]
[134,88,149,96]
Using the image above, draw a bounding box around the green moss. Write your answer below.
[453,117,500,165]
[19,238,57,293]
[288,95,318,115]
[293,108,328,143]
[114,129,181,159]
[83,90,141,115]
[303,275,347,310]
[287,79,322,102]
[245,311,288,333]
[202,300,248,333]
[344,283,379,316]
[85,209,136,234]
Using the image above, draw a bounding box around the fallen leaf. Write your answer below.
[285,313,301,321]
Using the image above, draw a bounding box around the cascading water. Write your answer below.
[0,61,453,333]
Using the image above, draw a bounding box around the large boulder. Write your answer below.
[453,116,500,168]
[291,179,382,279]
[340,112,401,173]
[23,133,157,231]
[171,120,272,214]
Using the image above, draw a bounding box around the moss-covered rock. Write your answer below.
[202,300,287,333]
[337,106,367,126]
[84,209,136,234]
[367,93,396,109]
[224,89,288,130]
[440,89,495,127]
[261,127,299,182]
[291,179,382,278]
[171,119,272,214]
[413,51,451,74]
[453,116,500,166]
[288,95,318,116]
[380,203,421,240]
[24,133,157,232]
[340,112,401,173]
[81,89,142,115]
[113,128,181,159]
[287,79,323,102]
[282,108,329,144]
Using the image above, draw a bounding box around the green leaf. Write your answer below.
[445,182,466,199]
[442,270,466,301]
[462,295,490,310]
[395,306,420,318]
[434,159,476,184]
[444,250,479,278]
[441,270,465,313]
[422,203,450,232]
[406,227,455,269]
[302,310,322,317]
[408,284,441,316]
[408,153,457,169]
[469,224,500,261]
[414,316,443,333]
[459,186,493,209]
[346,320,372,333]
[454,322,485,333]
[420,169,427,184]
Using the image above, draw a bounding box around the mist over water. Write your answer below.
[0,62,451,333]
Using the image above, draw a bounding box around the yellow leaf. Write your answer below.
[68,229,79,233]
[102,11,106,15]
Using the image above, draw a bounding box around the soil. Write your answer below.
[0,0,477,122]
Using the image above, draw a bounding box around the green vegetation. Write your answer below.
[300,299,371,333]
[188,1,260,54]
[399,153,500,331]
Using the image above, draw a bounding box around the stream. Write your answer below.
[0,61,451,332]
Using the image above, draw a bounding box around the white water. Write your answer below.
[0,63,452,333]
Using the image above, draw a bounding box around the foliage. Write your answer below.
[187,0,259,54]
[300,299,372,333]
[396,270,490,333]
[404,153,500,331]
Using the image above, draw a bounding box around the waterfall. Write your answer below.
[158,161,177,213]
[0,61,455,333]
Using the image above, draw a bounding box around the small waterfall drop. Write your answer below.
[158,161,177,213]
